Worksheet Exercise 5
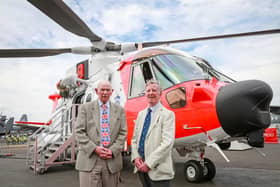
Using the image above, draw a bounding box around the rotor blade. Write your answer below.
[27,0,102,42]
[0,48,71,58]
[141,29,280,48]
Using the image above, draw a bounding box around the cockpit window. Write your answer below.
[166,87,187,108]
[128,53,234,98]
[195,58,235,83]
[151,54,207,89]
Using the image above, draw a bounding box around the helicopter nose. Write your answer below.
[216,80,273,147]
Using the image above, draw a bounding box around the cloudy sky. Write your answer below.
[0,0,279,121]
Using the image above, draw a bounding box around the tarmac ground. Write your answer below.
[0,143,279,187]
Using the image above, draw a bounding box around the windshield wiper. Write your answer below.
[151,59,176,85]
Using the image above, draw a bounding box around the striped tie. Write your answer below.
[138,108,152,159]
[101,104,110,147]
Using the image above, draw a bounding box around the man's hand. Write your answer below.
[133,158,150,173]
[138,162,150,173]
[103,148,113,159]
[134,157,144,169]
[94,146,113,159]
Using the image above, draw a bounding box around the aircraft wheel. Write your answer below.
[184,160,204,183]
[218,142,231,150]
[203,158,216,181]
[36,167,45,174]
[121,151,131,156]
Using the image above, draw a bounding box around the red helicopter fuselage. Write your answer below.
[118,48,229,147]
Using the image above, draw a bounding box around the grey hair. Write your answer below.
[96,80,112,90]
[145,79,162,92]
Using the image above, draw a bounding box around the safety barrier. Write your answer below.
[264,127,279,144]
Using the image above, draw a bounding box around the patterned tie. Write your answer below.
[101,104,110,147]
[138,108,152,159]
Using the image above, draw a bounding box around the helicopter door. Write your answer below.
[129,61,154,98]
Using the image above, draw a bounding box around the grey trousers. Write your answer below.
[138,172,171,187]
[79,158,119,187]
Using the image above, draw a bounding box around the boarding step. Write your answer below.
[47,146,59,152]
[44,152,53,158]
[29,164,47,174]
[54,141,64,146]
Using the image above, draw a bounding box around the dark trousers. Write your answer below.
[138,172,171,187]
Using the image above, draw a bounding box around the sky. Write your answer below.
[0,0,279,121]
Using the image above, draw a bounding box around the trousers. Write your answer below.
[79,158,119,187]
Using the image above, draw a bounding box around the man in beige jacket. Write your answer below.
[131,80,175,187]
[75,80,127,187]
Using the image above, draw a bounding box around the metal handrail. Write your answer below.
[27,106,68,164]
[26,103,80,174]
[28,105,66,140]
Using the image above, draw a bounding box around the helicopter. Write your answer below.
[0,114,16,136]
[0,0,280,183]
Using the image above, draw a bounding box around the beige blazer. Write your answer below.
[75,100,127,173]
[131,103,175,181]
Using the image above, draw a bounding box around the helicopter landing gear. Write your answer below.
[34,167,46,175]
[202,158,216,181]
[121,151,131,157]
[184,160,203,182]
[183,157,216,183]
[217,141,231,150]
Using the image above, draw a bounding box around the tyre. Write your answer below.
[184,160,204,183]
[203,158,216,181]
[218,142,231,150]
[37,168,45,174]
